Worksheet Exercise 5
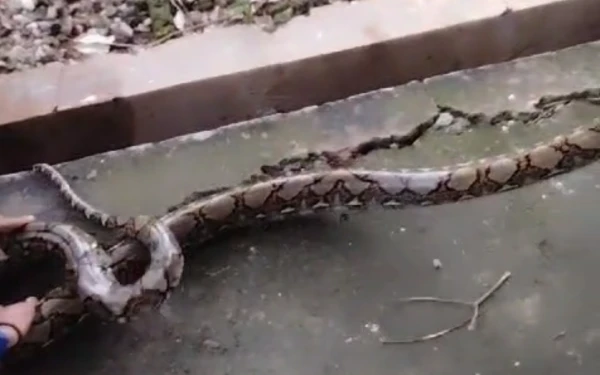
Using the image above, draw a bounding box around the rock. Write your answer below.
[0,0,334,75]
[135,22,150,33]
[11,13,31,25]
[49,22,61,36]
[201,339,226,353]
[117,2,134,15]
[7,45,29,63]
[34,44,54,62]
[36,20,51,33]
[61,16,74,35]
[4,0,26,12]
[20,0,37,11]
[92,1,103,13]
[46,5,59,19]
[187,10,204,25]
[25,21,41,37]
[434,112,454,129]
[101,5,118,17]
[110,18,134,39]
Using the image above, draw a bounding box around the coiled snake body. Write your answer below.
[0,164,185,357]
[3,124,600,360]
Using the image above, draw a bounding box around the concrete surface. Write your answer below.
[3,0,600,175]
[4,41,600,375]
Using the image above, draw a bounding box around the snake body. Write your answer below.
[0,164,185,337]
[157,125,600,245]
[0,222,146,318]
[4,123,600,361]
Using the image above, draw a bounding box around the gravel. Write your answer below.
[0,0,357,75]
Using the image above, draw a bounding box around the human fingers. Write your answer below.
[0,297,38,347]
[0,215,35,233]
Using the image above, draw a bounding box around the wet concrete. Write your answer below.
[5,41,600,374]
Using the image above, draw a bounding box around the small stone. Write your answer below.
[101,5,118,17]
[34,44,54,63]
[449,117,471,134]
[36,20,51,33]
[197,0,214,11]
[20,0,37,11]
[67,2,81,15]
[91,1,102,13]
[88,15,110,30]
[0,14,13,30]
[11,14,30,25]
[7,45,28,63]
[434,112,454,128]
[135,22,150,33]
[25,22,41,37]
[0,27,10,38]
[46,5,59,19]
[110,18,134,39]
[202,339,226,353]
[61,17,74,35]
[117,3,133,14]
[49,22,61,36]
[433,259,442,269]
[187,10,205,26]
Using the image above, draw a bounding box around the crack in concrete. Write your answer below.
[167,87,600,212]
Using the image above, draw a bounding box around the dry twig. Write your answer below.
[381,271,511,344]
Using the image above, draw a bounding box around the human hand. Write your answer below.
[0,215,35,233]
[0,214,37,354]
[0,297,38,348]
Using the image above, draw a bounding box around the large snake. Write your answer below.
[3,123,600,363]
[0,164,185,361]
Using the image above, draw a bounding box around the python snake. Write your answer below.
[3,123,600,362]
[0,164,185,361]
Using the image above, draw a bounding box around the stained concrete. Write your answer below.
[4,0,600,175]
[5,41,600,374]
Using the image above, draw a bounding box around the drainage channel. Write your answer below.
[1,0,600,174]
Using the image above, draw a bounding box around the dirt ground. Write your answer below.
[0,0,355,74]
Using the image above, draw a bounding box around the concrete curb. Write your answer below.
[1,0,600,174]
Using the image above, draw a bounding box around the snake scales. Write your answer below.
[2,122,600,362]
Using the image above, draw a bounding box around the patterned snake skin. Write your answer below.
[3,123,600,361]
[0,164,185,360]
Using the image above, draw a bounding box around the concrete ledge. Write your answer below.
[1,0,600,174]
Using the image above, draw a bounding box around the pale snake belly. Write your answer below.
[0,164,185,361]
[4,123,600,362]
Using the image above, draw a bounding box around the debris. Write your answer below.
[173,9,186,31]
[19,0,37,11]
[432,259,442,270]
[1,0,359,75]
[147,0,177,38]
[73,31,116,55]
[381,271,511,344]
[433,112,454,129]
[365,322,380,333]
[553,330,566,341]
[202,338,224,352]
[85,169,98,180]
